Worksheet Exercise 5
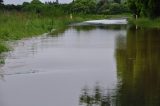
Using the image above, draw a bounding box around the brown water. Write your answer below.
[0,24,160,106]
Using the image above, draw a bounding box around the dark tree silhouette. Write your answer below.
[0,0,3,9]
[114,0,121,3]
[56,0,59,4]
[0,0,3,5]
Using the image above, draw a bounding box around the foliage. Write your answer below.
[1,0,131,15]
[22,0,44,13]
[127,0,137,17]
[96,0,130,15]
[0,0,3,5]
[108,3,129,14]
[127,0,160,18]
[71,0,96,14]
[0,0,3,9]
[96,0,109,14]
[114,0,121,3]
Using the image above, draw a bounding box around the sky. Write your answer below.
[4,0,73,4]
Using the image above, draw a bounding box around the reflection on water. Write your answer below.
[79,26,160,106]
[115,27,160,106]
[0,53,7,80]
[80,83,112,106]
[72,25,127,32]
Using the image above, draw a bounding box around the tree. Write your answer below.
[23,0,44,13]
[128,0,160,18]
[31,0,43,4]
[0,0,3,8]
[96,0,109,14]
[0,0,3,4]
[56,0,59,4]
[114,0,121,3]
[71,0,96,14]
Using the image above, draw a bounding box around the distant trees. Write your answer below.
[96,0,108,14]
[22,0,44,13]
[71,0,97,14]
[0,0,3,4]
[21,0,67,16]
[56,0,59,4]
[0,0,3,8]
[70,0,129,14]
[0,0,130,15]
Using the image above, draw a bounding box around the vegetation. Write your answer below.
[114,27,160,106]
[128,0,160,18]
[129,18,160,28]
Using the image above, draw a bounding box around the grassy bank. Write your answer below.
[0,12,107,53]
[129,18,160,28]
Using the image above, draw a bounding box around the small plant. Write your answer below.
[0,43,8,53]
[0,59,5,64]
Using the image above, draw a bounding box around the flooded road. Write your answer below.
[0,22,160,106]
[0,24,126,106]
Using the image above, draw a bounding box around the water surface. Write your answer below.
[0,24,160,106]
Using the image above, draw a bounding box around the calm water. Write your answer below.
[0,24,160,106]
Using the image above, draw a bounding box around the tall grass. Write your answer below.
[0,12,52,40]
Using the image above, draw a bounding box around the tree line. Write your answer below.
[0,0,160,18]
[0,0,129,15]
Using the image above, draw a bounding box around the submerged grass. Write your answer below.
[0,11,107,53]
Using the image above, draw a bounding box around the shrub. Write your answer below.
[109,3,129,14]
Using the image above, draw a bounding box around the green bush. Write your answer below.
[71,0,96,14]
[109,3,130,15]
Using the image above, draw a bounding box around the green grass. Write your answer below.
[128,18,160,28]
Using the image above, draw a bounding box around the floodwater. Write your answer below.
[0,21,160,106]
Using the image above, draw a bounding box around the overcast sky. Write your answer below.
[4,0,73,4]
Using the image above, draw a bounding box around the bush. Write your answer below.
[109,3,130,14]
[71,0,96,14]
